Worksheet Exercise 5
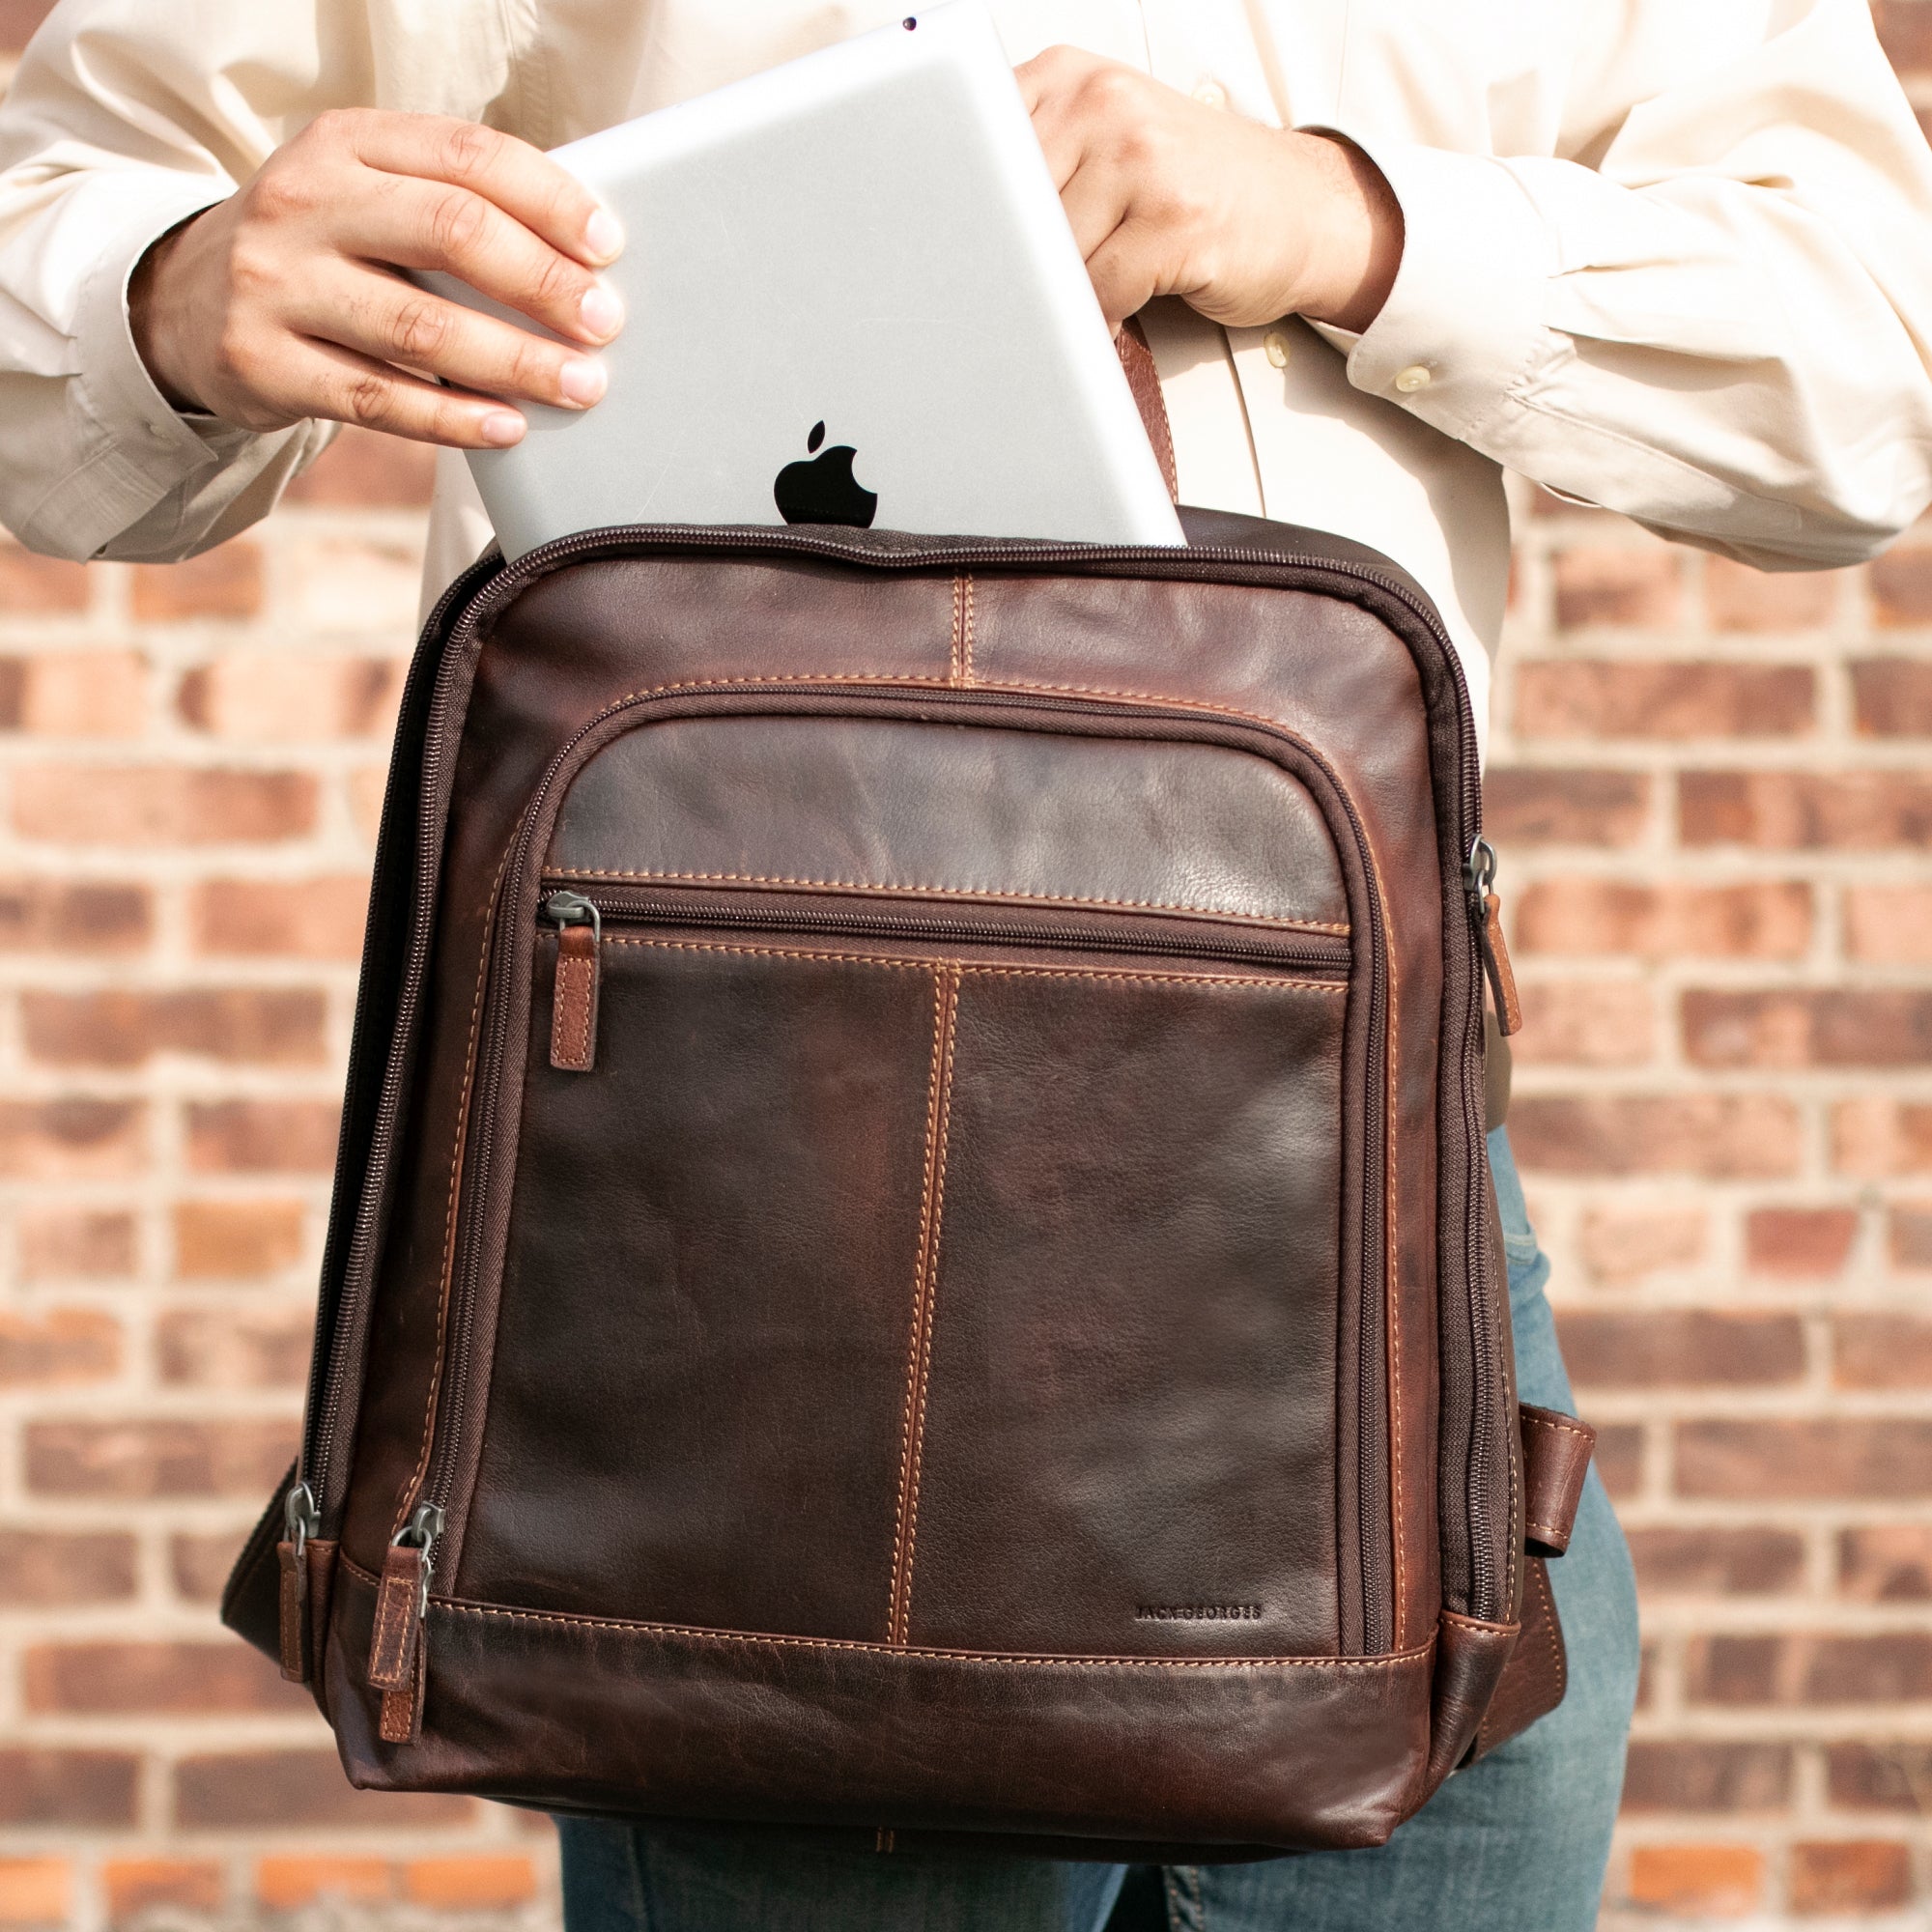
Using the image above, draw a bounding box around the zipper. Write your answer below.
[298,520,1499,1677]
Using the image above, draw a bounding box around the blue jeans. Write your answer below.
[558,1126,1640,1932]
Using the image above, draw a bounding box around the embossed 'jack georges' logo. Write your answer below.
[1134,1604,1264,1622]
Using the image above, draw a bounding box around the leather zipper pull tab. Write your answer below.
[276,1481,320,1684]
[1466,839,1522,1037]
[544,892,601,1073]
[369,1503,442,1744]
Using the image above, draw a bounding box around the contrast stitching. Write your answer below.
[430,1599,1435,1669]
[1437,1606,1515,1634]
[602,935,1345,995]
[960,575,975,684]
[554,951,593,1065]
[393,844,511,1540]
[370,1567,412,1673]
[1525,1519,1569,1543]
[1522,1413,1593,1444]
[1369,837,1404,1650]
[889,968,956,1644]
[1536,1559,1564,1695]
[948,576,966,686]
[553,869,1349,936]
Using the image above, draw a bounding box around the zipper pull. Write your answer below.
[276,1481,321,1684]
[543,892,601,1073]
[1465,838,1522,1037]
[368,1502,442,1744]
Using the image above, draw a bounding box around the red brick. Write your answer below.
[348,763,388,841]
[1828,1741,1932,1811]
[0,652,145,736]
[129,543,264,622]
[1621,1741,1791,1811]
[22,988,327,1067]
[1677,1420,1932,1500]
[1834,1313,1932,1387]
[1510,979,1653,1065]
[1511,1094,1801,1178]
[0,541,85,610]
[1705,556,1842,630]
[285,426,436,506]
[1687,1632,1932,1705]
[0,1310,119,1386]
[0,1863,67,1928]
[1746,1207,1858,1275]
[171,1200,305,1279]
[0,1749,137,1825]
[1871,543,1932,625]
[0,1099,144,1179]
[1481,768,1650,845]
[0,1530,134,1606]
[1627,1526,1804,1596]
[103,1861,224,1925]
[16,1208,136,1281]
[1552,546,1683,629]
[1558,1310,1804,1388]
[254,1859,391,1911]
[1516,661,1811,738]
[169,1533,241,1605]
[191,875,368,959]
[1595,1423,1643,1499]
[1844,883,1932,963]
[1841,1525,1932,1601]
[158,1306,311,1388]
[1889,1203,1932,1267]
[25,1419,296,1499]
[185,1100,338,1175]
[1515,878,1810,960]
[25,1640,301,1715]
[1577,1205,1707,1282]
[174,1749,472,1829]
[1789,1840,1912,1913]
[13,766,316,845]
[179,656,404,741]
[1834,1098,1932,1178]
[0,879,150,954]
[402,1858,539,1910]
[1681,770,1932,847]
[1684,988,1932,1067]
[1853,657,1932,734]
[1624,1843,1762,1914]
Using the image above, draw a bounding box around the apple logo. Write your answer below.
[773,420,878,528]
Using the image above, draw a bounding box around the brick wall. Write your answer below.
[0,5,1930,1929]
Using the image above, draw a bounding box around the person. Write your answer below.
[2,3,1927,1927]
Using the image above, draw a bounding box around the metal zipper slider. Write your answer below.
[543,892,602,1073]
[1464,838,1521,1037]
[276,1481,322,1684]
[368,1502,443,1743]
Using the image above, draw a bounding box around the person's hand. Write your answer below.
[128,110,626,447]
[1017,48,1402,337]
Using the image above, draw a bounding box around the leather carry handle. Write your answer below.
[1116,315,1179,502]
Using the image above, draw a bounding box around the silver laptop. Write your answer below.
[422,2,1183,557]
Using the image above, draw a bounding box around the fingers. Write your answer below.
[282,261,608,411]
[334,171,623,348]
[269,334,529,448]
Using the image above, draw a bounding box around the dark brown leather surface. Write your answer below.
[1520,1404,1595,1559]
[1472,1557,1566,1759]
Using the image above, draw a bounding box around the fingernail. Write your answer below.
[558,357,607,407]
[479,411,526,446]
[579,282,624,340]
[583,207,624,263]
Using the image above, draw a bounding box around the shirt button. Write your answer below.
[1191,79,1228,110]
[1394,364,1433,394]
[1264,329,1293,369]
[147,420,170,440]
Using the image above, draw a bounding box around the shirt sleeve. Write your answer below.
[1312,0,1932,568]
[0,0,341,562]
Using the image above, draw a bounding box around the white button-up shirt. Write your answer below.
[2,0,1930,753]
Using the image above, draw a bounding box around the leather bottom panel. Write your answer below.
[326,1568,1431,1853]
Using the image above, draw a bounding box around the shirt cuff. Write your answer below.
[1297,135,1558,447]
[21,174,240,557]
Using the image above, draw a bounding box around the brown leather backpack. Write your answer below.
[222,480,1595,1857]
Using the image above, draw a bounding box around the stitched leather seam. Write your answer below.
[1362,832,1404,1652]
[1537,1559,1564,1697]
[1522,1414,1593,1444]
[370,1571,411,1679]
[1436,1606,1517,1635]
[889,967,955,1644]
[961,575,975,685]
[393,844,512,1540]
[601,936,1345,995]
[1524,1520,1569,1541]
[432,1599,1435,1669]
[553,870,1350,936]
[554,951,592,1066]
[897,966,957,1644]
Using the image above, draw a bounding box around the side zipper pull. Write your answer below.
[368,1503,442,1745]
[544,892,601,1073]
[1465,838,1522,1037]
[276,1481,320,1684]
